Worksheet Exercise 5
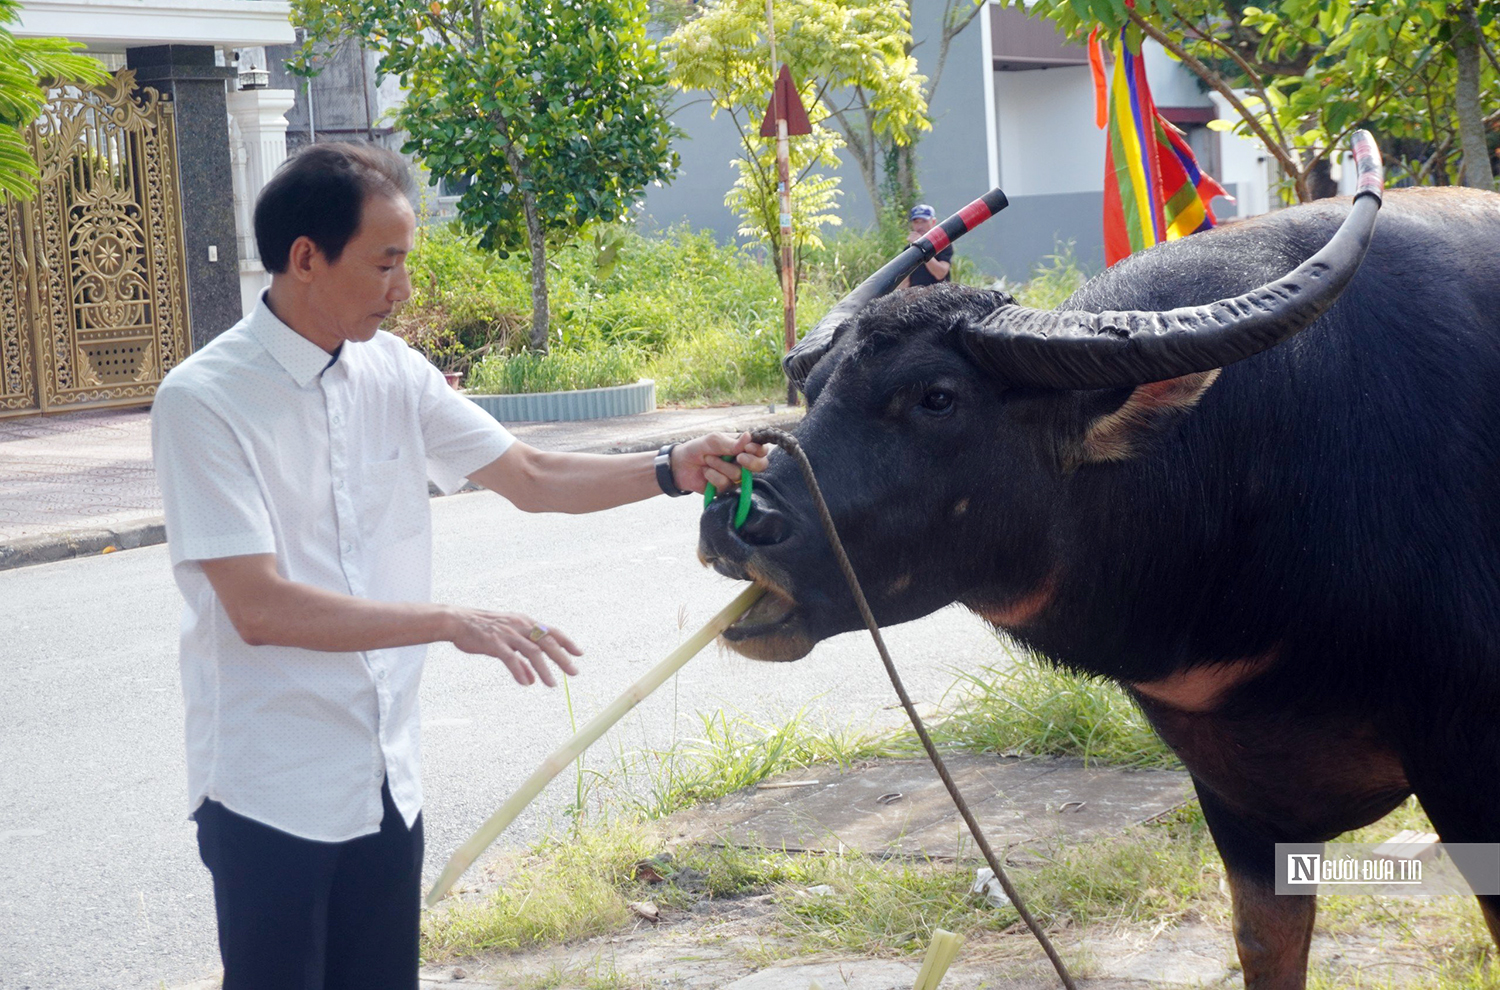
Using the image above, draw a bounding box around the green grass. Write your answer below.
[930,647,1180,769]
[1307,958,1500,989]
[466,347,645,395]
[420,663,1497,982]
[418,658,1198,965]
[421,821,657,960]
[588,707,905,821]
[573,650,1176,830]
[1309,796,1500,987]
[511,964,662,989]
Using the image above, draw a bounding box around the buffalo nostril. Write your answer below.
[738,503,791,546]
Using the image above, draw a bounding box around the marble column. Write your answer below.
[125,45,240,349]
[226,87,296,315]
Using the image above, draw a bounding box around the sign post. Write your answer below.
[760,4,811,406]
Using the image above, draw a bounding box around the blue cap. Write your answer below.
[908,204,936,221]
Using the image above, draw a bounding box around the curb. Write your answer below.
[0,518,166,572]
[0,410,804,573]
[467,379,656,422]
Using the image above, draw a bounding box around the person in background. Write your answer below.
[898,203,952,288]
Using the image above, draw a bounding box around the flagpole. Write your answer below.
[767,0,797,407]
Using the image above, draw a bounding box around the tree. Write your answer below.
[829,0,983,223]
[0,0,108,199]
[290,0,678,352]
[998,0,1499,202]
[664,0,930,277]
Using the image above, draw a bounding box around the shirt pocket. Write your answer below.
[359,449,429,546]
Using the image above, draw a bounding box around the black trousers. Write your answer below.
[194,780,424,990]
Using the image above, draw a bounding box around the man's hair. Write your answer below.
[254,142,415,274]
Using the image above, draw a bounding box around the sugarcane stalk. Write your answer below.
[912,928,964,990]
[425,583,766,907]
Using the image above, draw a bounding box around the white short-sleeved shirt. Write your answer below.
[151,293,514,841]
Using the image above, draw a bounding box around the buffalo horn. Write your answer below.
[962,130,1386,391]
[784,188,1009,388]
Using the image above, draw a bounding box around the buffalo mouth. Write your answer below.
[719,578,816,662]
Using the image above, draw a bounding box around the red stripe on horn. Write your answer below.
[924,228,952,253]
[957,199,993,231]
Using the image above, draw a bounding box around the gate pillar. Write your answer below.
[126,45,240,350]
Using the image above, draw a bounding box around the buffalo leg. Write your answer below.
[1196,779,1317,989]
[1408,774,1500,954]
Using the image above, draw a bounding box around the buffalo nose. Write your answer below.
[737,500,791,546]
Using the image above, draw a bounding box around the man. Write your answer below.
[897,203,952,289]
[150,142,768,990]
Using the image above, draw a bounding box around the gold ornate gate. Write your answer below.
[0,70,191,417]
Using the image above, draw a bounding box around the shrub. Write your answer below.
[393,219,1094,401]
[391,221,529,373]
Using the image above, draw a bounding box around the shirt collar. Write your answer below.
[247,288,343,388]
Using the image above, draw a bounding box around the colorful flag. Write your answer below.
[1089,24,1231,267]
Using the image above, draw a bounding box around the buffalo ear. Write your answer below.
[1075,369,1220,465]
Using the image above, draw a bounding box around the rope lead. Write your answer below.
[747,426,1078,990]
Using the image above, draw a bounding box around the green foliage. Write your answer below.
[0,0,107,199]
[395,222,841,401]
[289,0,678,348]
[396,220,1099,400]
[665,0,929,265]
[1005,241,1090,310]
[999,0,1499,197]
[801,219,912,297]
[389,219,530,372]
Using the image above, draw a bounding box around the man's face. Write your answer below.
[908,216,936,237]
[306,193,415,348]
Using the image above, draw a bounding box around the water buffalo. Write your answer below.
[699,174,1500,987]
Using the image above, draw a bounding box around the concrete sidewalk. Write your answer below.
[0,402,801,571]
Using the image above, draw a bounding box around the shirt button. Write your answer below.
[377,669,388,684]
[335,478,345,491]
[331,413,342,426]
[374,765,384,780]
[341,541,353,555]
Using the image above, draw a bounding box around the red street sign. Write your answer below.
[759,63,813,137]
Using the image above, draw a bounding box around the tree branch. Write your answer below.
[1463,0,1500,78]
[1125,6,1307,197]
[1170,8,1291,156]
[927,0,982,103]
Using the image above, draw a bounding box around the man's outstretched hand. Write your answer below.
[671,432,771,494]
[448,608,582,688]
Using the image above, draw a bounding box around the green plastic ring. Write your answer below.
[703,455,753,529]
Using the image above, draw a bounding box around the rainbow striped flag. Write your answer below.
[1089,24,1230,267]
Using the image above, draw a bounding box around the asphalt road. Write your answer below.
[0,489,1008,990]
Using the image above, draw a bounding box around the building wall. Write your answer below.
[263,38,395,151]
[637,100,750,241]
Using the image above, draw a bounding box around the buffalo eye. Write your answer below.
[919,389,954,414]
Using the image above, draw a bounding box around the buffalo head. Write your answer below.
[699,170,1383,665]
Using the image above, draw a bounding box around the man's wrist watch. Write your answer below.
[655,443,692,497]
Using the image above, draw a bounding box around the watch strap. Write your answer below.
[655,443,692,497]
